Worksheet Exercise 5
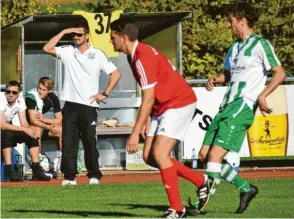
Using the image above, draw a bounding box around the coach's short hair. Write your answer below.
[75,22,89,34]
[6,80,22,91]
[110,18,139,41]
[227,2,259,28]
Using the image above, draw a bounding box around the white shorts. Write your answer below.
[147,102,197,141]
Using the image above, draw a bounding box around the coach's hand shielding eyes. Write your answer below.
[62,28,84,35]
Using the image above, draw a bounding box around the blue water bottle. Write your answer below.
[191,148,198,169]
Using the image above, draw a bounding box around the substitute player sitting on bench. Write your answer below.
[25,77,62,176]
[1,80,50,181]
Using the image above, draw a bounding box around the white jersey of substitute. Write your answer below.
[221,34,281,109]
[0,92,26,123]
[55,44,117,107]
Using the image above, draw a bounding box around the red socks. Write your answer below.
[160,159,205,211]
[160,165,183,211]
[172,158,205,187]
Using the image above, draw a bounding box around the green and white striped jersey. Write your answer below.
[220,33,281,109]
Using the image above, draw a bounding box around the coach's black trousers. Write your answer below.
[61,101,102,181]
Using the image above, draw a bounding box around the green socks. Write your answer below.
[233,175,251,192]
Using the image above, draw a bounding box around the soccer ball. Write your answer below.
[224,151,240,172]
[39,154,50,172]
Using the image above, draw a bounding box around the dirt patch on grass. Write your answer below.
[1,168,293,187]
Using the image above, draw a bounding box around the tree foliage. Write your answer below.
[2,0,293,77]
[85,0,293,78]
[1,0,59,27]
[253,0,294,76]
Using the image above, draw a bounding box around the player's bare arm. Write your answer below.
[141,116,151,140]
[206,72,228,91]
[1,112,24,132]
[90,69,121,104]
[36,111,62,126]
[43,28,80,56]
[18,110,29,128]
[18,110,39,138]
[258,65,286,116]
[127,87,155,154]
[1,111,37,138]
[48,125,62,136]
[104,69,121,94]
[18,110,30,128]
[28,109,50,130]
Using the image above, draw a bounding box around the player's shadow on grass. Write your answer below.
[9,209,135,217]
[111,203,167,212]
[112,203,237,216]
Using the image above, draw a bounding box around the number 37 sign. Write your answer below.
[73,10,122,57]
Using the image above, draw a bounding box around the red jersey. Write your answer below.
[129,41,197,116]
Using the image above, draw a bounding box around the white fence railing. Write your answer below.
[186,77,294,85]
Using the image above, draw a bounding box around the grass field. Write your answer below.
[1,178,294,218]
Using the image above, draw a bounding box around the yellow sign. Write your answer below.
[248,86,288,156]
[72,10,122,57]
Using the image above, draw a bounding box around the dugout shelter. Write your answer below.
[1,12,192,170]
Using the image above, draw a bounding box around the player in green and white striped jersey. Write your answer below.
[195,2,286,214]
[220,33,281,110]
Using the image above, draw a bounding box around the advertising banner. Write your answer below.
[126,143,158,171]
[184,85,294,159]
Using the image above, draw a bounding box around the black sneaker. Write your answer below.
[197,176,216,211]
[235,184,258,213]
[164,208,186,218]
[5,171,23,182]
[187,197,201,216]
[32,169,51,181]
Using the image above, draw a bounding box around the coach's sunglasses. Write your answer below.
[71,32,86,37]
[6,90,18,95]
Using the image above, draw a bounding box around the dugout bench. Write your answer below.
[1,12,191,170]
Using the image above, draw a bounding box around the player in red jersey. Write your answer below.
[110,19,214,218]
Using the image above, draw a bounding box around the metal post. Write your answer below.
[177,21,185,162]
